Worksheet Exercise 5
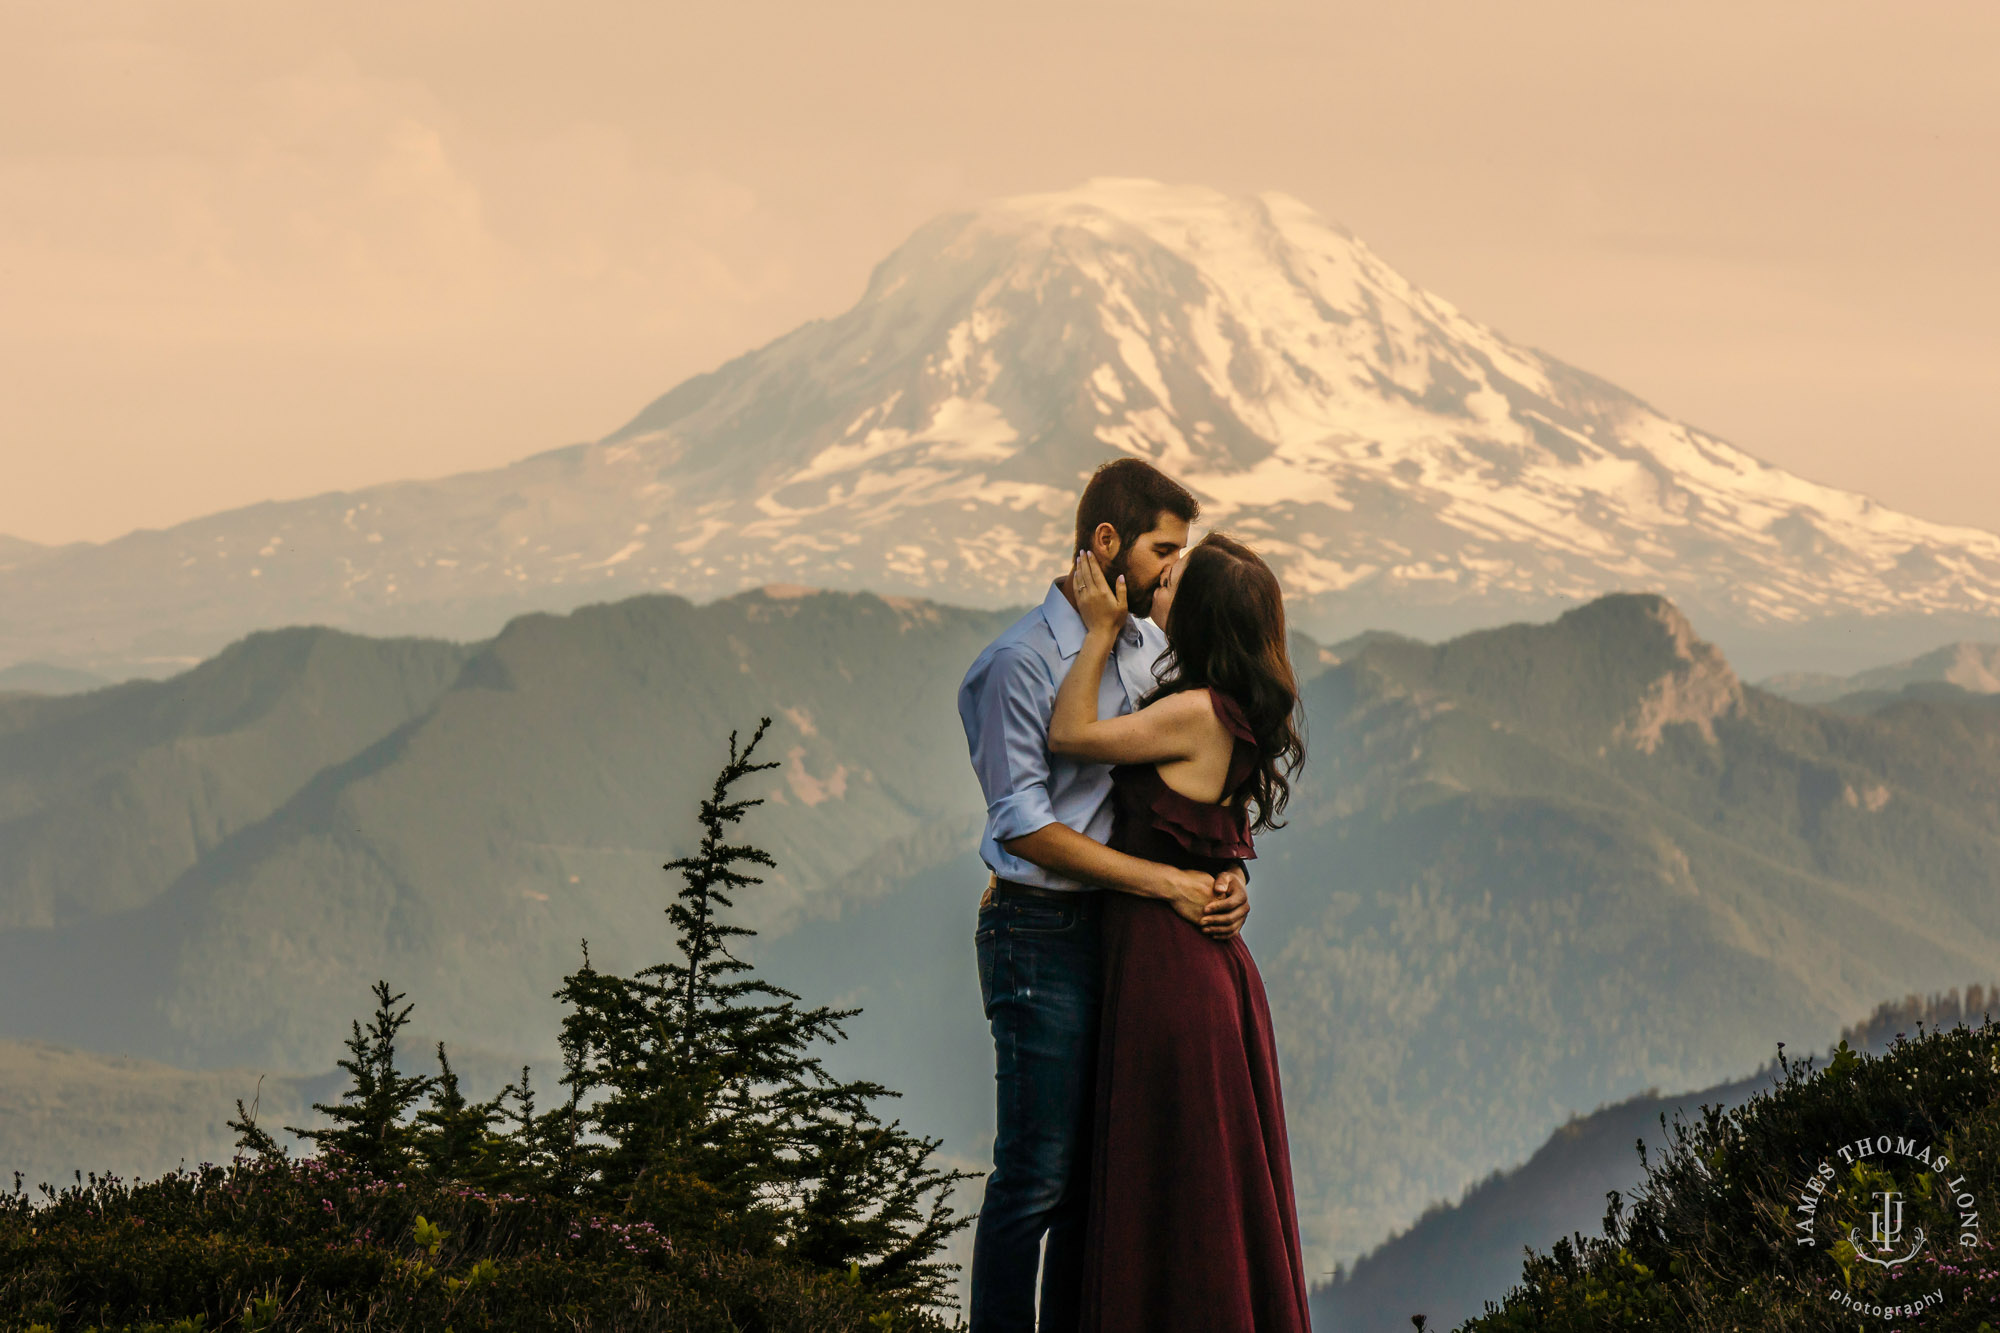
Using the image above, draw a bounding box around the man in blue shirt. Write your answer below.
[957,458,1249,1333]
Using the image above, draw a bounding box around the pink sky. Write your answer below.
[3,0,1996,546]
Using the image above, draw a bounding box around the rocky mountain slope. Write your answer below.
[7,180,2000,682]
[1243,593,2000,1271]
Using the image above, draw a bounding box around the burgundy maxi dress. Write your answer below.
[1079,687,1313,1333]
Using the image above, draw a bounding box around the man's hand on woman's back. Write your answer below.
[1200,868,1249,940]
[997,824,1249,939]
[1163,865,1250,940]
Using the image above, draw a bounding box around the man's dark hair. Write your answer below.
[1074,458,1199,553]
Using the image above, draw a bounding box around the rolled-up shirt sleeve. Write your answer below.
[963,644,1059,844]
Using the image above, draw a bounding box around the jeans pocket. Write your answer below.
[1008,902,1074,934]
[976,928,1000,1015]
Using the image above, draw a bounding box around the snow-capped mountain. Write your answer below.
[7,178,2000,680]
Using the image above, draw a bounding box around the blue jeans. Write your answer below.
[969,887,1104,1333]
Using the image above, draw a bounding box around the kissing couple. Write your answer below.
[957,458,1312,1333]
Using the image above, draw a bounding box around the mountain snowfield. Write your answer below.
[611,179,2000,619]
[7,177,2000,679]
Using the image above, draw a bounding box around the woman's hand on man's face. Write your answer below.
[1073,548,1128,636]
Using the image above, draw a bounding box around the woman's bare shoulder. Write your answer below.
[1146,687,1230,731]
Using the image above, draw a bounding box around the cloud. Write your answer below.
[0,40,788,346]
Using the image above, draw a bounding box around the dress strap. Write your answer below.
[1206,688,1261,802]
[1206,687,1257,743]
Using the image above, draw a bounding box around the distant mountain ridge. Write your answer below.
[0,626,475,929]
[7,179,2000,681]
[0,588,1014,1067]
[6,587,2000,1285]
[0,661,110,697]
[0,1039,326,1197]
[1761,640,2000,704]
[1249,592,2000,1268]
[0,533,50,573]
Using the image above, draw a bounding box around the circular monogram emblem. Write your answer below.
[1793,1130,1984,1319]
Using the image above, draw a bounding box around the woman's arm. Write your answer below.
[1049,550,1210,765]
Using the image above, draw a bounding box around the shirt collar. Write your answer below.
[1038,579,1144,660]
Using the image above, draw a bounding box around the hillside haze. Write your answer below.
[0,588,1009,1068]
[7,180,2000,681]
[0,628,475,930]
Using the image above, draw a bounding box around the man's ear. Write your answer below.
[1089,521,1122,564]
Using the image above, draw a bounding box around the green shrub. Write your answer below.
[2,1154,941,1331]
[1464,1021,2000,1332]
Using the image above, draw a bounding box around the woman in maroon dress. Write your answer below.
[1049,532,1311,1333]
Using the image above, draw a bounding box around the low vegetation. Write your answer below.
[0,720,971,1332]
[1461,1011,2000,1331]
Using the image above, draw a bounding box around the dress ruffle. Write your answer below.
[1140,782,1257,860]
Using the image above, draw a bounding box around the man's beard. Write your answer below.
[1108,551,1159,619]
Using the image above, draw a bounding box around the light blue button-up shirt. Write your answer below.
[957,580,1168,892]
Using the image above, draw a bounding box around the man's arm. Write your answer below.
[1002,824,1249,939]
[964,643,1067,852]
[966,639,1247,937]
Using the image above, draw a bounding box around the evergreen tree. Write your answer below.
[469,1063,568,1195]
[518,969,592,1197]
[289,979,436,1174]
[226,1074,286,1160]
[411,1042,511,1182]
[227,720,972,1312]
[550,718,974,1303]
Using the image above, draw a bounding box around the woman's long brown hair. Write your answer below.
[1143,532,1306,833]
